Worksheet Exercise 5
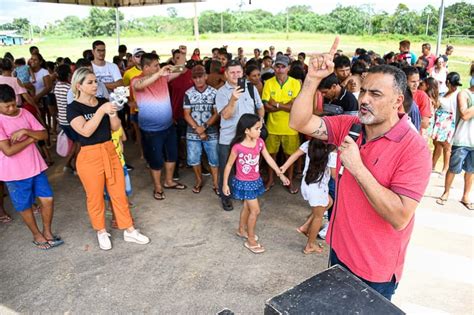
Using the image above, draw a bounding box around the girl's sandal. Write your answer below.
[244,241,265,254]
[0,214,12,223]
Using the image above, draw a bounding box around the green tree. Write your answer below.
[390,4,419,34]
[329,5,366,34]
[443,1,474,36]
[87,7,124,37]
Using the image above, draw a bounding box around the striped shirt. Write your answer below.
[54,81,71,126]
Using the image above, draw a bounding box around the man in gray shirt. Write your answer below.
[216,60,264,211]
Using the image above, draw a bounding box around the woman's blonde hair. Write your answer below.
[71,67,95,99]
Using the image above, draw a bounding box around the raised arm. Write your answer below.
[133,65,172,91]
[289,37,339,140]
[220,87,244,120]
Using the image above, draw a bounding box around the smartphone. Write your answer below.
[171,65,184,73]
[237,78,246,92]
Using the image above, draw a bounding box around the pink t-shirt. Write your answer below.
[0,109,47,181]
[0,75,27,106]
[322,114,431,283]
[232,137,265,181]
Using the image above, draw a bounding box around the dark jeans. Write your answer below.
[330,250,399,301]
[218,144,233,200]
[140,125,178,170]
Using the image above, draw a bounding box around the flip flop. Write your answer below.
[192,185,202,194]
[212,187,220,196]
[244,241,265,254]
[265,182,275,192]
[303,246,323,254]
[461,201,474,210]
[164,183,187,190]
[288,184,299,194]
[153,190,165,200]
[236,231,259,241]
[436,197,447,205]
[0,214,12,223]
[33,241,52,250]
[47,239,64,247]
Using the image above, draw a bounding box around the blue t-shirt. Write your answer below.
[408,101,421,131]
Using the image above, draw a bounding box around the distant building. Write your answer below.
[0,31,24,46]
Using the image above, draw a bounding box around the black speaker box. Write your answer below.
[265,264,405,315]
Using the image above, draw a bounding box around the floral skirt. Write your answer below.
[428,109,455,143]
[231,177,265,200]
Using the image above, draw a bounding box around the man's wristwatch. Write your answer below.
[276,103,280,109]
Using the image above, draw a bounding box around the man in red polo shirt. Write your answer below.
[289,38,431,301]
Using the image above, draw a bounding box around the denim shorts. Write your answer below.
[449,146,474,174]
[105,166,132,200]
[141,125,177,170]
[4,171,53,212]
[186,139,219,167]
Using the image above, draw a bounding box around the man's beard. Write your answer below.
[358,104,378,125]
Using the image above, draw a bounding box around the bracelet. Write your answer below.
[109,112,117,117]
[276,103,280,109]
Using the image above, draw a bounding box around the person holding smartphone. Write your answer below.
[215,60,265,211]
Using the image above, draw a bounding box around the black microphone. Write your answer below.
[339,124,362,176]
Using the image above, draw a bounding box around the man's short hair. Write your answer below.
[422,43,431,50]
[355,48,366,55]
[402,66,419,79]
[212,47,219,54]
[225,59,243,70]
[0,58,13,72]
[141,53,159,68]
[298,52,306,59]
[399,40,411,48]
[118,44,127,53]
[351,60,367,75]
[383,52,395,61]
[358,54,372,66]
[262,55,273,62]
[369,65,407,95]
[334,55,351,69]
[92,40,105,50]
[318,73,339,89]
[76,58,92,69]
[0,84,16,103]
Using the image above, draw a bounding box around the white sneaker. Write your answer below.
[318,222,329,240]
[124,229,150,245]
[97,232,112,250]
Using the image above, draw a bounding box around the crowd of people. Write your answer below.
[0,37,473,300]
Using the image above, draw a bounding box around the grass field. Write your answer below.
[1,32,472,85]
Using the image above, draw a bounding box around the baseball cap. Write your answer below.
[447,72,462,87]
[275,55,289,67]
[133,48,145,56]
[191,65,206,78]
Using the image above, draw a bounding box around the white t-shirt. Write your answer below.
[92,62,122,87]
[439,90,459,114]
[32,68,49,96]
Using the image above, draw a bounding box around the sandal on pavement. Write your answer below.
[236,231,259,241]
[244,241,265,254]
[33,241,52,250]
[0,214,12,223]
[192,185,202,194]
[153,190,165,200]
[212,187,220,196]
[461,201,474,210]
[303,246,323,254]
[436,197,448,205]
[164,182,187,190]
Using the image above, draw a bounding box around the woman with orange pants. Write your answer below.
[67,67,149,250]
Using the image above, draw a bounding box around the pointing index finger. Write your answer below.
[329,36,340,57]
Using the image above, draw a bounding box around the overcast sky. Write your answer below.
[0,0,472,26]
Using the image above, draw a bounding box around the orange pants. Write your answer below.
[76,141,133,230]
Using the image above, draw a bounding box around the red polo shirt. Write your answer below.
[322,114,431,283]
[168,69,193,121]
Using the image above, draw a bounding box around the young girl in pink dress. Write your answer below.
[222,114,289,254]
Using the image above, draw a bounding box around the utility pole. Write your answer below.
[425,14,431,36]
[436,0,445,56]
[221,13,224,33]
[193,2,200,47]
[115,7,120,47]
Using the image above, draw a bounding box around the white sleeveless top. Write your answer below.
[430,68,448,94]
[452,89,474,148]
